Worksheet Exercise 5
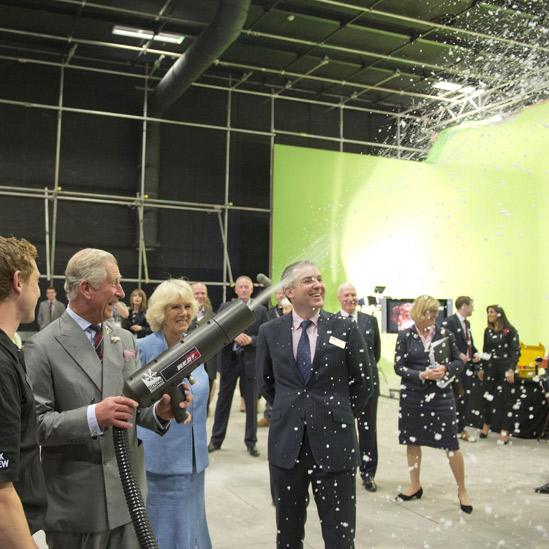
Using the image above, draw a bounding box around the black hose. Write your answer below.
[113,426,159,549]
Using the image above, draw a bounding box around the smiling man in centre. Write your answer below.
[256,260,374,549]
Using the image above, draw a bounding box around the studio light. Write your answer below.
[112,26,185,45]
[433,81,463,92]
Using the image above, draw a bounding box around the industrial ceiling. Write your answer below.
[0,0,547,157]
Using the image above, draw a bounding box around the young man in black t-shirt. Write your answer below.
[0,236,47,547]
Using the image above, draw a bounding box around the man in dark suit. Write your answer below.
[24,248,190,549]
[37,287,65,330]
[257,261,373,549]
[442,295,480,442]
[208,275,268,457]
[337,282,381,493]
[266,289,285,321]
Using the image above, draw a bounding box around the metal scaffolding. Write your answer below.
[0,56,412,291]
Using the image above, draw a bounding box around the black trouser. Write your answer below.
[210,352,257,448]
[456,365,475,433]
[270,431,356,549]
[358,393,378,479]
[482,361,517,432]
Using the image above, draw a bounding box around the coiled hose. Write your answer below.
[113,426,159,549]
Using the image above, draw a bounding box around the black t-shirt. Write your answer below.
[0,329,47,533]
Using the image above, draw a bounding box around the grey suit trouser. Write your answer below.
[46,523,139,549]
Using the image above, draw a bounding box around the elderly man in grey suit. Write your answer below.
[25,248,190,549]
[36,287,65,330]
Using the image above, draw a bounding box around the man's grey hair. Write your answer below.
[337,282,356,295]
[64,248,116,301]
[280,260,317,288]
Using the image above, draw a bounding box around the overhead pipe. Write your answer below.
[149,0,252,116]
[142,0,251,253]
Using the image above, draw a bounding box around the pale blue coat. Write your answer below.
[136,331,209,474]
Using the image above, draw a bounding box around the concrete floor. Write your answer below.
[203,395,549,549]
[36,393,549,548]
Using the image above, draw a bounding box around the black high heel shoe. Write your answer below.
[459,498,473,514]
[396,487,423,501]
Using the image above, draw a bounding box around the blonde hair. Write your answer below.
[146,279,197,332]
[64,248,116,301]
[411,295,440,323]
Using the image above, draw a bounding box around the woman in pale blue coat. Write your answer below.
[137,279,211,549]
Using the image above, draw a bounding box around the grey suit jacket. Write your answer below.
[24,312,165,533]
[37,300,65,330]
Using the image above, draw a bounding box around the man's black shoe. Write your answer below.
[247,446,260,457]
[535,483,549,494]
[207,442,220,453]
[363,476,377,492]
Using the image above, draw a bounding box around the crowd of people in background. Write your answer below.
[2,235,547,549]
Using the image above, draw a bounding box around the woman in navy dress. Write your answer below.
[479,305,520,444]
[137,279,212,548]
[394,295,472,513]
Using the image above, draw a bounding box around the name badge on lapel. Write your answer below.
[329,336,346,349]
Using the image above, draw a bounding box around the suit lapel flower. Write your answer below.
[110,335,121,344]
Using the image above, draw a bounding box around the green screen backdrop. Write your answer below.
[272,102,549,389]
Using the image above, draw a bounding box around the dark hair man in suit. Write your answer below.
[208,275,268,457]
[37,287,66,330]
[337,282,381,492]
[24,248,191,549]
[442,296,481,442]
[0,236,47,548]
[257,260,373,549]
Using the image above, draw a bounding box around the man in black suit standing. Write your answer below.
[442,296,480,442]
[208,276,268,457]
[337,282,381,493]
[257,261,373,549]
[37,287,65,330]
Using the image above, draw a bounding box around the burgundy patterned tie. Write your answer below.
[90,324,104,363]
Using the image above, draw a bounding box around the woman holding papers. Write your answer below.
[479,305,520,445]
[394,295,472,513]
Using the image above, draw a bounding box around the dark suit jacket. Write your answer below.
[267,306,283,321]
[256,311,374,472]
[216,300,268,379]
[338,311,381,397]
[442,314,478,357]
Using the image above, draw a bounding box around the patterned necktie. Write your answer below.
[296,320,313,384]
[90,324,104,363]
